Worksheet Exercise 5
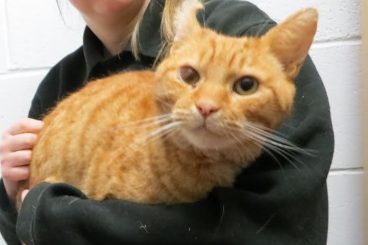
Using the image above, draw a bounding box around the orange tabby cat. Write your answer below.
[22,1,318,205]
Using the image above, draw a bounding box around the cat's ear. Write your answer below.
[262,8,318,79]
[172,0,204,42]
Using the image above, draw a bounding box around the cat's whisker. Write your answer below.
[245,128,317,173]
[226,131,251,161]
[174,109,191,114]
[156,97,174,110]
[109,114,175,132]
[241,130,291,173]
[161,128,180,142]
[137,127,177,149]
[245,122,288,138]
[244,130,307,172]
[125,122,181,156]
[239,132,285,173]
[124,114,174,126]
[138,121,183,143]
[174,109,192,116]
[173,113,192,123]
[260,145,286,173]
[122,129,178,166]
[262,142,301,172]
[222,121,311,172]
[244,121,316,156]
[222,126,243,146]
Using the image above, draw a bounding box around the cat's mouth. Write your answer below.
[193,122,221,136]
[181,121,236,150]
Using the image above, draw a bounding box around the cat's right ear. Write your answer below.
[172,0,204,42]
[262,8,318,79]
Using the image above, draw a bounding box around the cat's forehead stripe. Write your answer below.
[208,38,217,61]
[227,51,238,67]
[226,41,252,69]
[198,42,214,64]
[201,35,236,65]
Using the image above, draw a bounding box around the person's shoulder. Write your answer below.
[35,47,86,95]
[46,47,86,81]
[31,46,87,117]
[202,0,276,36]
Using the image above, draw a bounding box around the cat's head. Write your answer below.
[155,1,318,151]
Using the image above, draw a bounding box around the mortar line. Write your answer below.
[2,0,12,71]
[329,167,364,175]
[312,37,362,49]
[0,69,49,80]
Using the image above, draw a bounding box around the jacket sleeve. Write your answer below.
[0,180,22,245]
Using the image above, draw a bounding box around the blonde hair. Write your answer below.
[131,0,184,61]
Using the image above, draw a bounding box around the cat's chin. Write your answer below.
[180,127,235,151]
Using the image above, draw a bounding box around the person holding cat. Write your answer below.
[0,0,334,244]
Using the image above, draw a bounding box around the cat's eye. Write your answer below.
[233,76,259,95]
[179,66,200,86]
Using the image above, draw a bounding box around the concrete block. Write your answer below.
[0,0,8,73]
[5,1,84,69]
[0,72,44,134]
[310,42,363,169]
[250,0,361,42]
[327,172,364,245]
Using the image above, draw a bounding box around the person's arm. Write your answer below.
[0,95,47,245]
[0,48,85,244]
[0,118,44,245]
[16,47,333,245]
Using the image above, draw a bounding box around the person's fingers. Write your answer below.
[1,150,32,167]
[4,118,43,137]
[0,133,38,153]
[1,166,30,182]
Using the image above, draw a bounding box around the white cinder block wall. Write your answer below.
[0,0,363,244]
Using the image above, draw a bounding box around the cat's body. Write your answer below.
[23,1,318,205]
[30,71,259,203]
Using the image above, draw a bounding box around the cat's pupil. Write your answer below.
[234,76,259,95]
[240,78,255,90]
[179,66,200,85]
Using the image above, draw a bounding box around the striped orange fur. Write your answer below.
[22,3,318,205]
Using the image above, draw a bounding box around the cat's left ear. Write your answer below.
[172,0,204,42]
[262,8,318,79]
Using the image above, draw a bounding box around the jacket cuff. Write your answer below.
[0,179,18,216]
[0,179,21,245]
[16,182,86,245]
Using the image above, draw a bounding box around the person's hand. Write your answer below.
[0,118,43,202]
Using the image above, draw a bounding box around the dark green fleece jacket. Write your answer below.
[0,1,334,244]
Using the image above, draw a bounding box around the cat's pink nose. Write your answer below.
[196,100,220,118]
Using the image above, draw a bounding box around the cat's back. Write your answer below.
[42,70,158,134]
[30,70,159,187]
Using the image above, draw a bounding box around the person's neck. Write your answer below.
[84,0,149,56]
